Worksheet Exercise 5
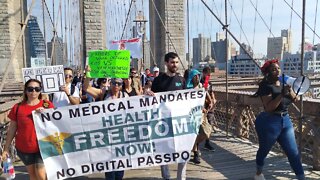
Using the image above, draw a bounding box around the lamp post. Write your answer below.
[133,11,147,71]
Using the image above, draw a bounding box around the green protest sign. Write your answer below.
[88,50,130,78]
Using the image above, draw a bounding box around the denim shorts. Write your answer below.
[17,150,44,166]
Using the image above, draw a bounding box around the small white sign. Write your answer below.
[22,65,65,93]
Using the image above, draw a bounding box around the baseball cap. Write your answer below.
[153,67,159,72]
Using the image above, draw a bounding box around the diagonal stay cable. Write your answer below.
[120,0,134,40]
[150,0,186,71]
[313,0,319,44]
[248,0,275,37]
[201,0,260,68]
[0,0,36,93]
[283,0,320,40]
[43,0,55,29]
[227,0,251,50]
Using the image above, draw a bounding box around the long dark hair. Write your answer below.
[23,79,42,102]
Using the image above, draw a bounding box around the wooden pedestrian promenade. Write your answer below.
[8,131,320,180]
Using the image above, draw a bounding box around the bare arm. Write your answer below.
[68,95,80,105]
[1,121,17,160]
[260,94,282,112]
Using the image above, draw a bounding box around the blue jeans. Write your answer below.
[105,171,124,180]
[255,112,305,180]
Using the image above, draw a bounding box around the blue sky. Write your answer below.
[28,0,319,59]
[188,0,319,55]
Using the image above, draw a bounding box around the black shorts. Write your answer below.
[17,150,44,166]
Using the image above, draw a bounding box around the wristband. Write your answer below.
[86,72,91,78]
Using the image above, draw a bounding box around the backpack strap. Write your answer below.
[70,84,75,95]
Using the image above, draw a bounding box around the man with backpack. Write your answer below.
[52,67,80,107]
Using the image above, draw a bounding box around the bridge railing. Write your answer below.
[213,90,320,170]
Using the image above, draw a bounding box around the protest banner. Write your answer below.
[33,89,205,180]
[109,38,142,59]
[88,50,130,78]
[22,65,65,93]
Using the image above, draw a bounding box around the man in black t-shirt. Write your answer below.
[148,52,186,180]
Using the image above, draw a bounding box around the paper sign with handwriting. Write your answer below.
[88,50,130,78]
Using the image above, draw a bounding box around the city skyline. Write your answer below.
[28,0,320,60]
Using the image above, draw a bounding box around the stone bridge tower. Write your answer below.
[0,0,28,81]
[80,0,106,69]
[149,0,187,73]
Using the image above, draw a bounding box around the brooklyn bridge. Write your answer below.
[1,0,320,179]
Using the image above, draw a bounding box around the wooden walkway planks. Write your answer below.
[8,131,320,180]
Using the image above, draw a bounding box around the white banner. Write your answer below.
[22,65,65,93]
[33,89,205,180]
[109,38,142,59]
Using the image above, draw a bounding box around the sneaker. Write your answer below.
[254,174,265,180]
[192,151,201,164]
[204,142,216,151]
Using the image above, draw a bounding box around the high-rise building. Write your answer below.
[267,29,292,60]
[211,32,238,70]
[192,34,211,67]
[281,29,292,53]
[27,16,46,67]
[47,37,67,66]
[240,43,253,56]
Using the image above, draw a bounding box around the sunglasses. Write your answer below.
[65,75,73,78]
[131,71,137,74]
[111,82,123,86]
[26,86,41,92]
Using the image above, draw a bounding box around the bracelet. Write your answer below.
[86,72,91,78]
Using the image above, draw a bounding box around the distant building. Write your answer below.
[228,54,265,77]
[239,43,253,57]
[47,37,67,66]
[27,16,46,67]
[267,29,292,60]
[211,32,236,70]
[282,51,320,76]
[193,34,211,67]
[282,51,320,98]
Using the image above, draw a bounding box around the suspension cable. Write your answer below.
[269,0,274,37]
[201,0,260,68]
[249,0,275,37]
[313,0,319,45]
[120,0,134,40]
[289,0,293,29]
[283,0,320,40]
[43,0,55,28]
[239,0,244,42]
[252,0,258,49]
[227,0,251,51]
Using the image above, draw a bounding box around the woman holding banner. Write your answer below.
[253,59,304,180]
[1,79,54,180]
[83,66,128,180]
